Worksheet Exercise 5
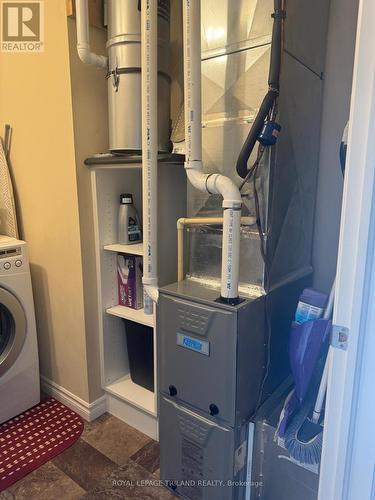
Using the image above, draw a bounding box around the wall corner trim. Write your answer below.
[40,375,106,422]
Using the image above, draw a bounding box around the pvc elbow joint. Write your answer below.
[185,167,208,192]
[77,44,107,69]
[143,284,159,305]
[185,167,242,209]
[177,218,185,230]
[206,174,242,209]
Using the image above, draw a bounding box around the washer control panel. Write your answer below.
[0,246,24,272]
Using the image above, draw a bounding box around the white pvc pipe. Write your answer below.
[222,208,241,298]
[141,0,158,314]
[312,280,336,423]
[312,360,328,424]
[183,0,242,300]
[183,1,202,166]
[75,0,107,69]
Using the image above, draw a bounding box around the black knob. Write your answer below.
[209,404,219,416]
[169,385,177,397]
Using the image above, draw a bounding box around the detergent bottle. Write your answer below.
[118,193,142,244]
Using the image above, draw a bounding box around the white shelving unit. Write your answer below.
[104,243,143,255]
[106,304,155,327]
[89,159,186,439]
[106,375,155,415]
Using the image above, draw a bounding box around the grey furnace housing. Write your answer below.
[158,276,310,500]
[158,0,331,498]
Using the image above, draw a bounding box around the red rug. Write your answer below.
[0,398,84,492]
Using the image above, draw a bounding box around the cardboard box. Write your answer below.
[117,254,143,310]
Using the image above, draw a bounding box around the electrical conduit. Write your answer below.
[183,0,243,301]
[141,0,158,314]
[75,0,107,69]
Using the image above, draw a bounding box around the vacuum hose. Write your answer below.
[236,0,284,179]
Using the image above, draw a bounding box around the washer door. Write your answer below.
[0,287,27,377]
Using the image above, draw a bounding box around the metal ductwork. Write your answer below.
[76,0,171,155]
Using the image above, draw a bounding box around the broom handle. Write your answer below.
[323,278,335,320]
[312,126,345,426]
[312,279,336,424]
[312,361,329,423]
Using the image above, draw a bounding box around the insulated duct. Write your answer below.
[183,0,243,302]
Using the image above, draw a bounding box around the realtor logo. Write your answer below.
[1,1,44,52]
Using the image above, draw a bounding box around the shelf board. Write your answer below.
[104,243,143,256]
[105,375,156,416]
[106,305,154,327]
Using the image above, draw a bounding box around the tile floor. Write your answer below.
[0,413,176,500]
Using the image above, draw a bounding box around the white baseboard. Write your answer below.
[40,375,106,422]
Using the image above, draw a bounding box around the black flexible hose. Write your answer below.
[236,0,284,179]
[236,90,277,179]
[268,0,283,89]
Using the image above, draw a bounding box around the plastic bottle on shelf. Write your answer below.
[118,193,142,245]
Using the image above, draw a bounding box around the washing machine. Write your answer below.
[0,236,40,423]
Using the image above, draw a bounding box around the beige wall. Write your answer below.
[67,18,108,401]
[0,0,90,401]
[0,0,181,405]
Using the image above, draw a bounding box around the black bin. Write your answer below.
[124,319,154,391]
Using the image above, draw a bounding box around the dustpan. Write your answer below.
[277,318,331,437]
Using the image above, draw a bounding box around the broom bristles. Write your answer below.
[284,401,323,465]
